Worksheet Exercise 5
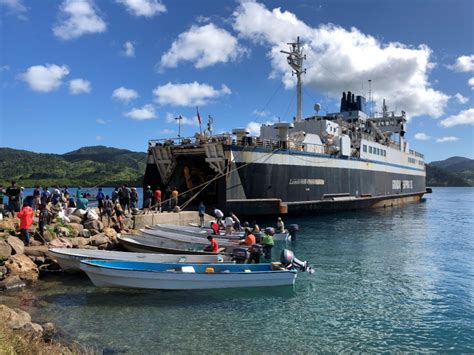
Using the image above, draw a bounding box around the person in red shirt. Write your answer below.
[153,188,162,212]
[204,235,219,253]
[210,222,220,235]
[17,202,34,245]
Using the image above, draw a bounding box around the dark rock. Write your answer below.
[42,322,55,342]
[0,275,26,290]
[81,229,91,238]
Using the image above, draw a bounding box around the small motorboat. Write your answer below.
[187,223,292,241]
[80,260,298,290]
[118,235,228,255]
[139,228,241,252]
[48,248,233,272]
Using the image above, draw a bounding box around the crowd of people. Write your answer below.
[202,207,286,263]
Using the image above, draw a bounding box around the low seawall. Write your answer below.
[132,211,213,229]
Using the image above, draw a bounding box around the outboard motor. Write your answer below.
[280,249,314,274]
[232,248,249,264]
[287,224,299,241]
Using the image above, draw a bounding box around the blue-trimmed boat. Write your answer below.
[80,260,297,290]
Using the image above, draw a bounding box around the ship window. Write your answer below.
[376,148,379,155]
[369,146,373,154]
[363,145,367,152]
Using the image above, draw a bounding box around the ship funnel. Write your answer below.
[274,122,294,149]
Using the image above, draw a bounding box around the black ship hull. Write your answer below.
[144,145,426,216]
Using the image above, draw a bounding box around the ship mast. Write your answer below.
[281,37,306,122]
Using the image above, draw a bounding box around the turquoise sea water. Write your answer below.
[1,187,473,353]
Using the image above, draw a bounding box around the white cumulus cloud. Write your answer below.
[0,0,27,18]
[165,112,199,127]
[436,136,459,143]
[253,109,270,117]
[53,0,106,40]
[454,93,469,104]
[153,82,231,107]
[232,2,449,119]
[448,55,474,72]
[116,0,166,17]
[440,108,474,128]
[69,78,91,94]
[122,41,135,57]
[19,64,70,92]
[246,121,261,136]
[469,77,474,89]
[414,133,431,141]
[160,23,246,69]
[124,104,156,120]
[112,86,139,103]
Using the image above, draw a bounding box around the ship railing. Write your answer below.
[231,137,326,153]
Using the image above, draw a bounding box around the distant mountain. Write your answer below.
[0,146,146,187]
[430,156,474,185]
[426,156,474,187]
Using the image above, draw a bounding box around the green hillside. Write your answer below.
[430,156,474,185]
[0,146,147,187]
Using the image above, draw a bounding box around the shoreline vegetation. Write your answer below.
[1,146,473,188]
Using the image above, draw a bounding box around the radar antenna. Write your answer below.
[281,37,306,122]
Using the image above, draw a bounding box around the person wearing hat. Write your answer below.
[143,185,153,214]
[261,227,275,261]
[276,217,285,233]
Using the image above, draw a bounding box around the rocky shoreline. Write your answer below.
[0,207,133,353]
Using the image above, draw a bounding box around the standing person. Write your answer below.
[6,181,21,217]
[204,235,219,253]
[224,214,234,235]
[153,187,162,212]
[276,217,285,233]
[171,187,178,210]
[38,203,49,239]
[261,227,275,261]
[143,186,153,214]
[214,208,224,226]
[102,195,114,225]
[17,202,34,246]
[111,187,119,204]
[51,186,61,205]
[114,201,125,230]
[32,186,41,211]
[130,188,139,210]
[41,187,51,206]
[198,201,206,227]
[96,188,105,215]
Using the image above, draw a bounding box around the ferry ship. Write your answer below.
[144,38,426,215]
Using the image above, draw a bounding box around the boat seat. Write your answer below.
[271,262,285,270]
[217,247,226,253]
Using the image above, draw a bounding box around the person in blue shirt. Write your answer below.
[96,187,105,215]
[198,201,206,227]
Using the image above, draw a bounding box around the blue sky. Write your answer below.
[0,0,473,162]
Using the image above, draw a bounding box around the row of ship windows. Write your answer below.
[363,144,387,157]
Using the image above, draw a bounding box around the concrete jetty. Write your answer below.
[132,211,213,230]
